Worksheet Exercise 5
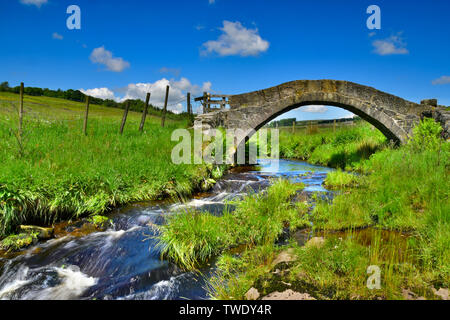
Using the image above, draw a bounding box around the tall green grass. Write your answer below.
[208,230,428,300]
[154,179,308,270]
[278,121,386,170]
[155,118,448,299]
[0,93,209,237]
[312,118,449,286]
[323,169,359,189]
[207,119,448,299]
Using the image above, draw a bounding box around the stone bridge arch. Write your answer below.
[195,80,448,159]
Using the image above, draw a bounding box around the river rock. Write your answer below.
[271,248,296,270]
[402,289,426,300]
[261,289,315,300]
[0,233,39,251]
[245,287,260,300]
[432,288,449,300]
[20,225,54,240]
[305,237,325,248]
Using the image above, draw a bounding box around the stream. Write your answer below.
[0,159,334,300]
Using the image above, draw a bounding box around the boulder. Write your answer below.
[262,289,315,300]
[402,289,426,300]
[0,233,38,251]
[271,248,296,268]
[245,287,260,300]
[432,288,449,300]
[305,237,325,248]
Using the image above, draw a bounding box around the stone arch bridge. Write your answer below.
[195,80,449,153]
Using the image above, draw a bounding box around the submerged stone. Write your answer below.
[0,232,39,251]
[20,225,54,240]
[86,215,110,229]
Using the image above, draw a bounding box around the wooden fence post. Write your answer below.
[120,101,130,135]
[333,119,336,133]
[83,95,90,136]
[187,92,191,114]
[202,92,208,113]
[19,82,24,138]
[292,121,295,134]
[161,85,169,127]
[139,92,151,132]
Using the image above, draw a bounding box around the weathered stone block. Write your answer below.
[421,99,438,107]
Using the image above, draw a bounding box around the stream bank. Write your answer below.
[0,159,333,300]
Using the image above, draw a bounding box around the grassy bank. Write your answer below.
[312,118,449,286]
[156,119,449,299]
[154,179,308,270]
[0,92,211,238]
[207,229,433,300]
[278,121,386,170]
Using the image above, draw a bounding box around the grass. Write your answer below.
[0,91,185,123]
[323,169,359,189]
[207,229,434,300]
[312,119,449,288]
[157,118,449,300]
[0,92,213,237]
[154,179,308,270]
[278,121,386,170]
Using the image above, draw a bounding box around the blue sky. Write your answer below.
[0,0,449,119]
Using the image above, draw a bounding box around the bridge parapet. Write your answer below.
[196,80,448,148]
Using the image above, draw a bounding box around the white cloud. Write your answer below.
[372,33,409,56]
[80,78,212,114]
[90,46,130,72]
[79,88,117,100]
[121,78,211,111]
[201,21,269,57]
[301,105,328,113]
[52,32,63,40]
[202,81,212,92]
[432,76,450,85]
[209,0,215,4]
[342,113,356,119]
[20,0,47,7]
[172,103,184,114]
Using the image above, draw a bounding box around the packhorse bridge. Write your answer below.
[195,80,449,153]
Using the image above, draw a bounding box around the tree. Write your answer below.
[0,81,9,91]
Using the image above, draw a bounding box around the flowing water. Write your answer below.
[0,159,334,300]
